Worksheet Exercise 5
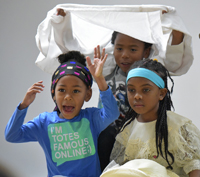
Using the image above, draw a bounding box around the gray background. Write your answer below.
[0,0,199,176]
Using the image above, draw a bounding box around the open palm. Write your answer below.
[86,46,108,78]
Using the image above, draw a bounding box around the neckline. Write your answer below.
[135,117,157,124]
[54,109,83,121]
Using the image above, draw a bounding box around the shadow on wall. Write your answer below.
[0,163,16,177]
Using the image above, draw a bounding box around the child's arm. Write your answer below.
[86,47,108,91]
[86,47,119,133]
[162,10,184,45]
[19,81,44,110]
[189,170,200,177]
[5,81,45,142]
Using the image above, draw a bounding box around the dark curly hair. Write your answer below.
[58,51,86,66]
[120,59,175,169]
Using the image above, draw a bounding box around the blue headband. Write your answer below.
[126,68,165,88]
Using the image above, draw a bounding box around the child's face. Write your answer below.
[54,75,92,119]
[113,33,150,73]
[127,77,166,122]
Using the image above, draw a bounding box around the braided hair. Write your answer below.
[111,31,152,50]
[120,59,175,169]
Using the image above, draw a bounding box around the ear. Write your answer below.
[85,87,92,102]
[143,46,151,58]
[159,88,167,100]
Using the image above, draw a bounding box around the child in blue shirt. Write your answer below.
[5,51,119,177]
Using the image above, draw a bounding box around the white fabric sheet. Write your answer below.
[35,4,193,76]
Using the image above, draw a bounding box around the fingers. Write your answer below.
[94,45,106,60]
[162,10,167,14]
[20,81,45,109]
[94,45,101,59]
[96,45,100,59]
[86,56,92,67]
[33,81,44,88]
[99,54,108,69]
[28,81,44,93]
[101,48,105,60]
[94,47,97,58]
[102,54,108,64]
[57,8,61,15]
[56,8,66,16]
[94,46,100,58]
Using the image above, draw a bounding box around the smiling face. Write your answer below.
[54,75,92,119]
[113,33,151,73]
[127,77,166,122]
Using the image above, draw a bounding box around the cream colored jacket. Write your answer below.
[110,111,200,177]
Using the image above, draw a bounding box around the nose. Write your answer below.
[64,93,72,100]
[122,50,129,59]
[134,92,142,100]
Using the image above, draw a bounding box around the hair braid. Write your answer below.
[120,108,137,132]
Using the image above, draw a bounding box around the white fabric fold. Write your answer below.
[35,4,193,76]
[100,159,179,177]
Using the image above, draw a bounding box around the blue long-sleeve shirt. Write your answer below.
[5,87,119,177]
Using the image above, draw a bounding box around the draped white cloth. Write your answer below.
[100,159,179,177]
[35,4,193,76]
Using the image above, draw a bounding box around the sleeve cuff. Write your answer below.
[184,160,200,174]
[17,102,29,112]
[99,85,111,93]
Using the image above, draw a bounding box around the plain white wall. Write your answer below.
[0,0,199,176]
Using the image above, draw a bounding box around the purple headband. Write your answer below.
[51,61,93,99]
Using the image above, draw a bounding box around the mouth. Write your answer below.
[120,62,132,71]
[133,104,144,107]
[63,106,75,113]
[121,62,131,67]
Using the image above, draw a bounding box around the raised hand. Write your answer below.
[56,8,66,17]
[19,81,45,110]
[86,45,108,78]
[86,45,108,91]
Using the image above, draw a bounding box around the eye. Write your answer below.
[58,88,65,92]
[143,88,150,92]
[131,48,137,52]
[128,88,135,93]
[116,47,122,51]
[73,90,80,93]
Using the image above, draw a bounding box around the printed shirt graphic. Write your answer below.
[99,67,129,118]
[48,118,95,166]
